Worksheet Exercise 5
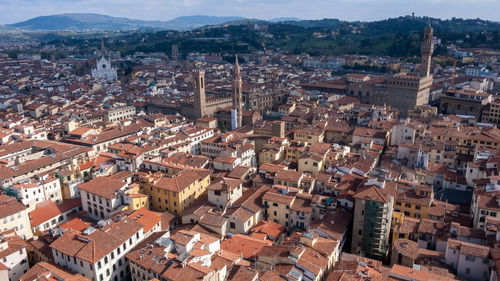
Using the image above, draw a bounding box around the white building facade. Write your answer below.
[0,235,30,281]
[51,219,145,281]
[10,175,62,211]
[92,57,118,82]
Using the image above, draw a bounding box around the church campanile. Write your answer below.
[232,56,243,128]
[193,70,206,119]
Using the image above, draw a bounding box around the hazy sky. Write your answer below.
[0,0,498,24]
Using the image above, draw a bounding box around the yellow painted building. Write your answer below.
[278,102,296,115]
[393,197,430,220]
[298,154,324,176]
[259,148,281,165]
[408,105,437,119]
[431,127,500,150]
[393,186,434,220]
[55,170,79,200]
[140,168,212,215]
[126,193,149,210]
[259,137,288,165]
[391,216,420,244]
[391,188,435,246]
[285,141,308,163]
[293,127,325,145]
[391,216,446,248]
[263,189,295,228]
[391,211,405,227]
[482,102,500,124]
[123,184,149,211]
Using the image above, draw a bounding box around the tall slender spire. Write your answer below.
[234,55,241,79]
[232,55,243,129]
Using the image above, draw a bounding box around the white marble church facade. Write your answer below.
[92,57,118,82]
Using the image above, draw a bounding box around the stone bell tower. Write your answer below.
[232,56,243,128]
[420,21,434,77]
[193,70,206,119]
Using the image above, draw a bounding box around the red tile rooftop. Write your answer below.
[220,234,272,259]
[29,198,81,227]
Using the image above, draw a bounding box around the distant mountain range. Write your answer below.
[5,15,499,58]
[5,13,246,31]
[268,17,303,23]
[3,13,500,37]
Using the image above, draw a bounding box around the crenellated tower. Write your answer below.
[420,21,434,77]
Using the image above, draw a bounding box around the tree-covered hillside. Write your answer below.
[43,16,500,58]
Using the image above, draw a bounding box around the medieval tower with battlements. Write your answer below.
[420,23,434,77]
